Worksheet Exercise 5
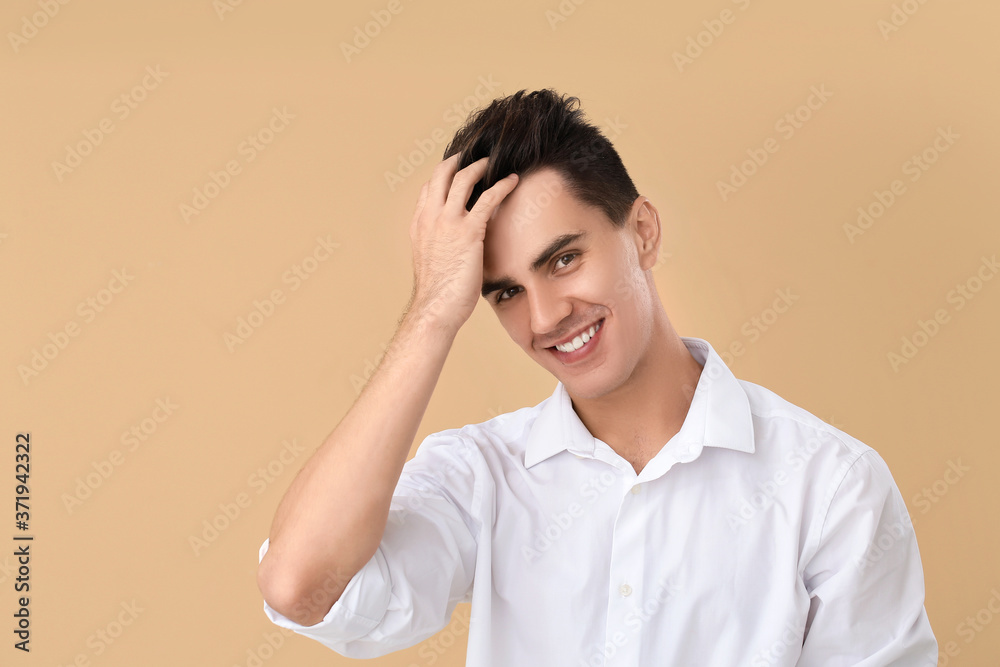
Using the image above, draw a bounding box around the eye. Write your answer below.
[494,252,579,305]
[555,252,577,268]
[496,286,520,304]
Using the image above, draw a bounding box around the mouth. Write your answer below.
[546,318,605,364]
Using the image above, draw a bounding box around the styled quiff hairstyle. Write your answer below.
[442,88,639,228]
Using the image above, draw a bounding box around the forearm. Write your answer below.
[258,301,458,625]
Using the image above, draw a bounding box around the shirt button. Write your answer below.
[630,485,641,494]
[619,584,632,597]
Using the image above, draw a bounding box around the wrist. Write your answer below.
[402,298,463,339]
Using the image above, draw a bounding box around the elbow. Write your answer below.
[257,553,334,627]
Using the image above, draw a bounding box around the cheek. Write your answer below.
[499,312,533,350]
[606,274,651,341]
[610,243,647,297]
[606,266,641,311]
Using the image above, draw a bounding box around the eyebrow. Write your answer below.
[481,231,588,299]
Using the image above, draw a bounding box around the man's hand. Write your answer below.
[407,153,519,333]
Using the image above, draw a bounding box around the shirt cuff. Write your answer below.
[257,537,392,645]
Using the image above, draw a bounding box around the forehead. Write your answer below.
[483,167,610,269]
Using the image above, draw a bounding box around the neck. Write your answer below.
[567,307,704,471]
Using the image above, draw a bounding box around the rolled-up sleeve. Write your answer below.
[258,432,485,659]
[797,449,938,666]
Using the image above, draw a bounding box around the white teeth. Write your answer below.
[555,320,602,353]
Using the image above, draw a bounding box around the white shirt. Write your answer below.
[259,336,938,666]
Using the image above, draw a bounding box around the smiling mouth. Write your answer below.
[547,318,604,353]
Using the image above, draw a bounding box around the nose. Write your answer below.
[527,285,572,344]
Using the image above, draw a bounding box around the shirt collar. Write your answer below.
[523,336,756,469]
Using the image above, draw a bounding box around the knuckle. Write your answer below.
[434,158,457,174]
[451,167,475,183]
[469,201,492,217]
[464,158,489,174]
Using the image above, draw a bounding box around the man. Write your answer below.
[256,89,938,665]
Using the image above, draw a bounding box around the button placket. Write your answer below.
[603,474,647,665]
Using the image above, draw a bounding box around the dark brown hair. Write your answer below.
[442,88,639,227]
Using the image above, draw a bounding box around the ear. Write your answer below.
[631,196,662,271]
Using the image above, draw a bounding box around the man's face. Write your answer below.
[481,167,658,401]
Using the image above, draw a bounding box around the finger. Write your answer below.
[426,152,464,211]
[469,173,520,222]
[444,156,490,216]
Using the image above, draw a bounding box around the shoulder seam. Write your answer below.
[813,448,877,553]
[748,406,870,456]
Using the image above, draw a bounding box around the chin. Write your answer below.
[558,368,617,401]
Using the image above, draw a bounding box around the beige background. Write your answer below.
[2,0,998,665]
